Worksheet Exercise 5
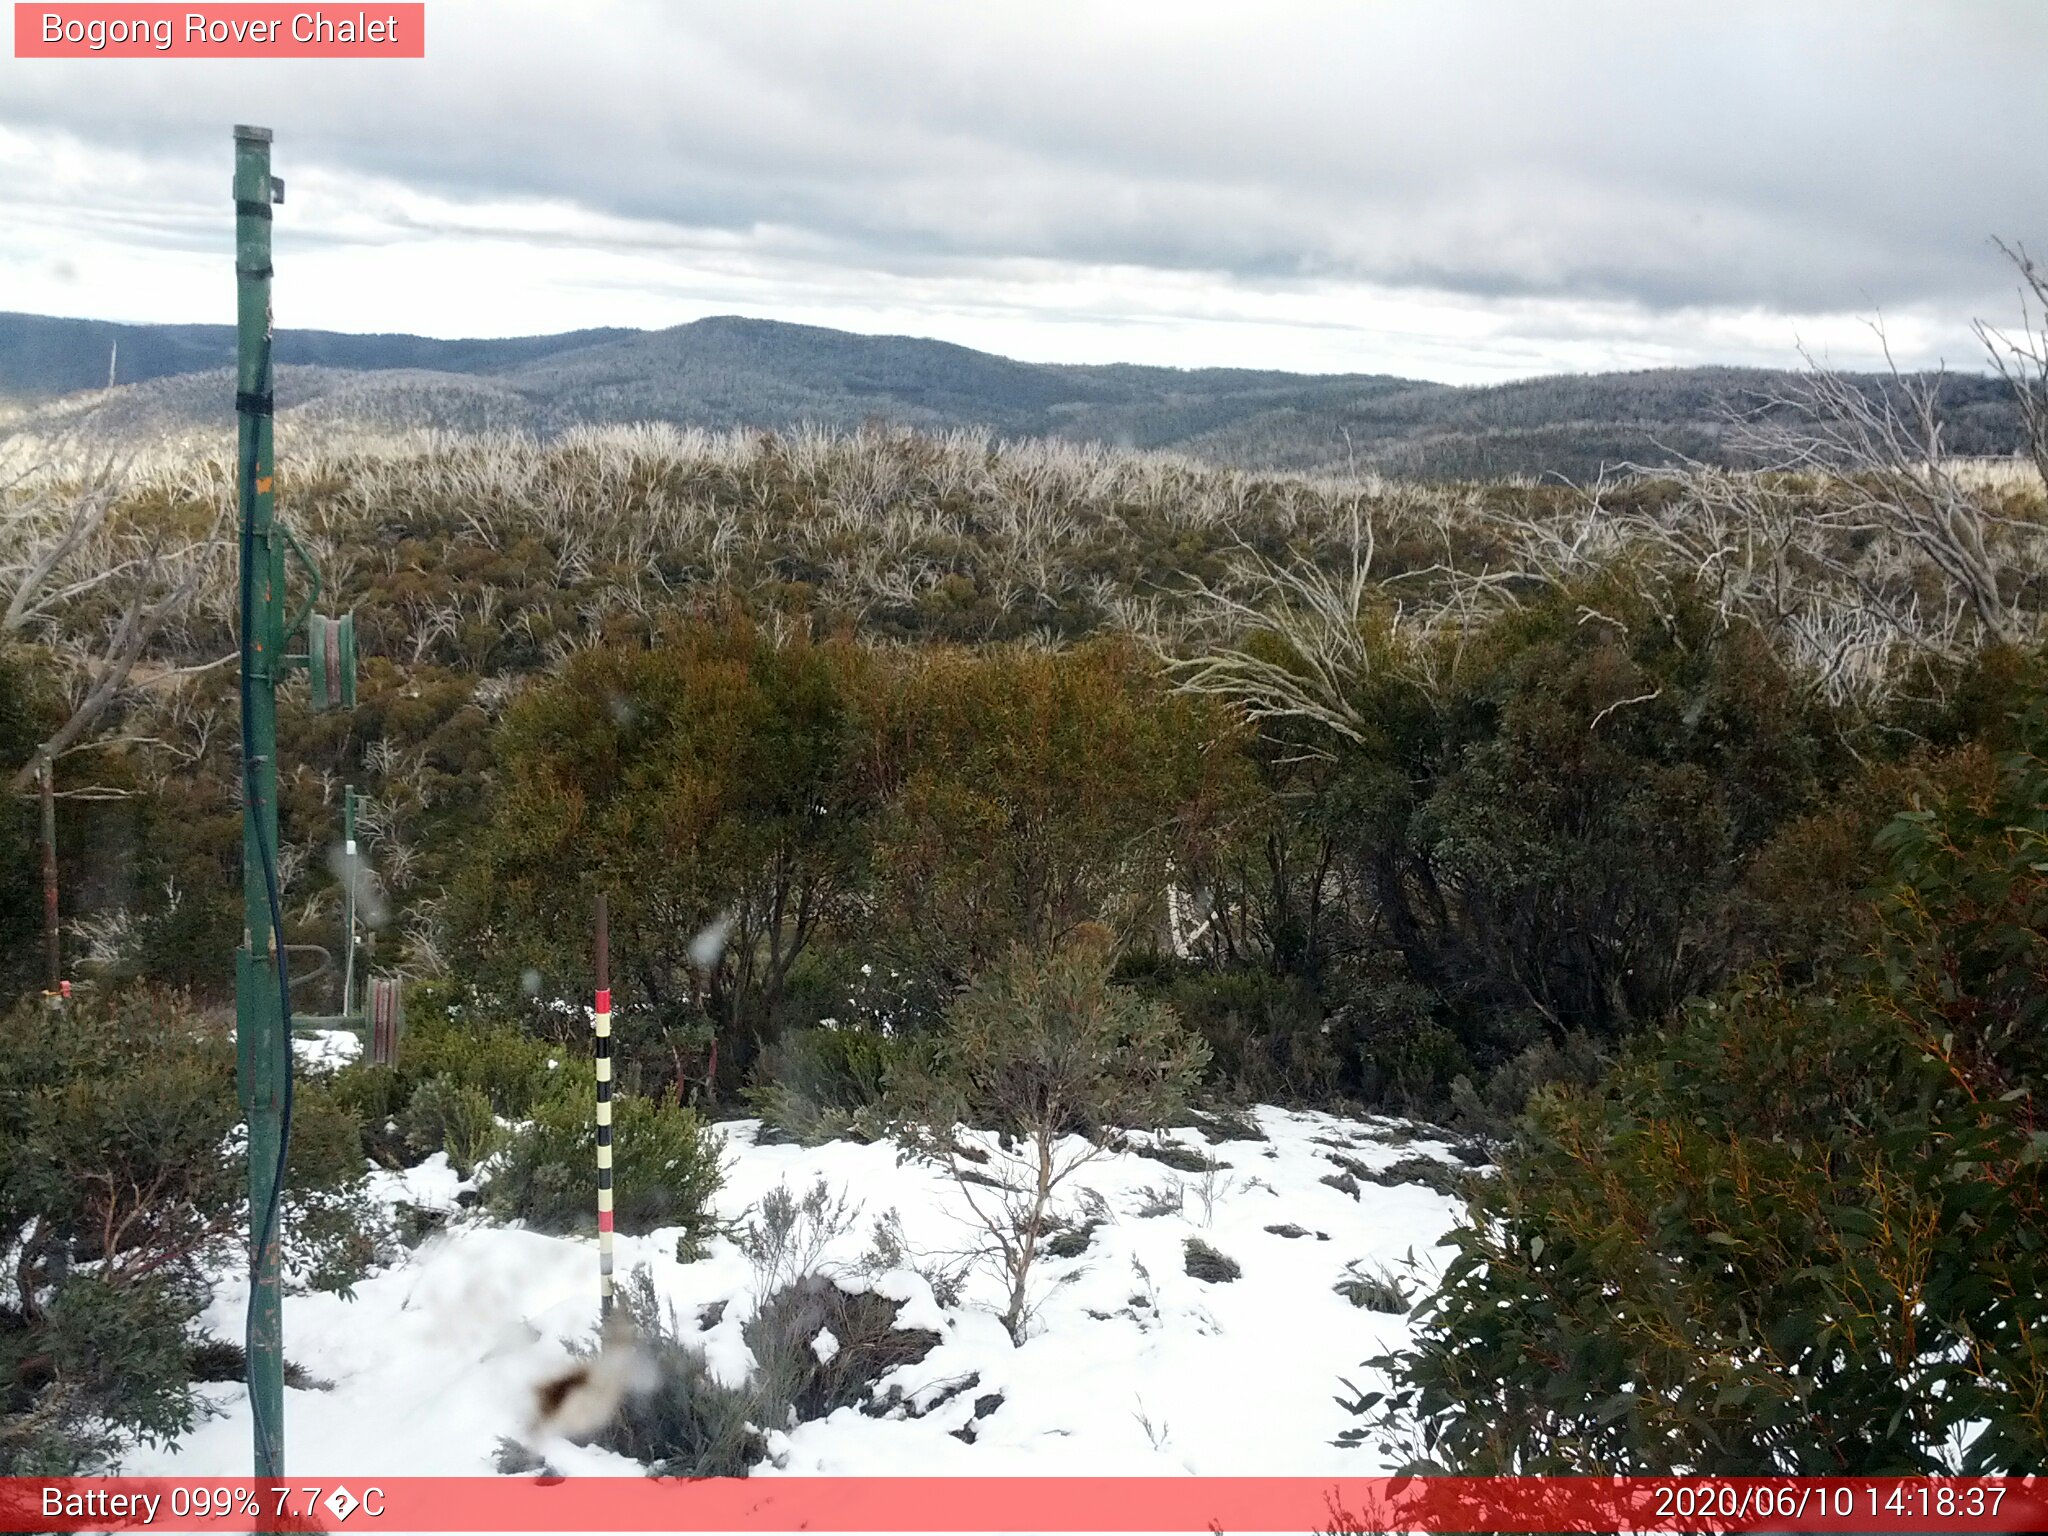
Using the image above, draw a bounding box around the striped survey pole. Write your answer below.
[594,893,614,1320]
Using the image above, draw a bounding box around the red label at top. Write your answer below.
[15,4,425,57]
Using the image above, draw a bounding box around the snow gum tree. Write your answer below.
[456,613,878,1094]
[890,933,1208,1340]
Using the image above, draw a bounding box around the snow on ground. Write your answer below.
[291,1029,364,1071]
[125,1108,1474,1478]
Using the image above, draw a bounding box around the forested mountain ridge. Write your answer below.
[0,309,2026,481]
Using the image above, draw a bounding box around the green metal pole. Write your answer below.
[39,749,59,999]
[342,784,358,1018]
[233,122,287,1483]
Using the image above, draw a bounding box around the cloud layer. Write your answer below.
[4,0,2044,381]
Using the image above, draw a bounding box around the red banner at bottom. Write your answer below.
[4,1476,2044,1533]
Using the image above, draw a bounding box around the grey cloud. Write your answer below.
[2,0,2043,355]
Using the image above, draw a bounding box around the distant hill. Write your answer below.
[0,313,633,399]
[0,311,2025,481]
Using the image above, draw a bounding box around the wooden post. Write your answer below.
[594,893,614,1320]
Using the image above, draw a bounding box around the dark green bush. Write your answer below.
[1,1274,195,1473]
[587,1262,941,1475]
[1182,1237,1241,1283]
[0,986,375,1469]
[402,1075,503,1179]
[590,1267,766,1478]
[1447,1031,1608,1142]
[451,616,880,1094]
[1364,710,2048,1473]
[487,1089,724,1238]
[1148,967,1337,1102]
[743,1274,941,1421]
[1179,574,1853,1118]
[1334,1261,1409,1314]
[746,1022,903,1145]
[328,981,564,1163]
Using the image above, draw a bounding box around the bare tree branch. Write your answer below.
[2,469,226,794]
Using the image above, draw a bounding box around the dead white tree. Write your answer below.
[1976,238,2048,491]
[1713,259,2048,661]
[1741,341,2025,645]
[1155,505,1390,752]
[3,466,225,795]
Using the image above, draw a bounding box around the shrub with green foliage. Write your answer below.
[1206,574,1847,1113]
[1363,710,2048,1472]
[1445,1030,1608,1142]
[1141,966,1338,1103]
[746,1023,903,1145]
[1,1273,195,1473]
[588,1267,766,1478]
[487,1089,724,1239]
[893,936,1209,1336]
[453,615,877,1095]
[872,639,1255,1001]
[743,1273,942,1422]
[0,987,376,1470]
[327,981,563,1164]
[402,1076,503,1180]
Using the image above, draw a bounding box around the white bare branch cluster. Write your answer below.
[1159,505,1391,749]
[2,460,227,792]
[10,329,2040,780]
[1976,239,2048,494]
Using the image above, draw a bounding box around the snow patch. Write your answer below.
[123,1103,1469,1477]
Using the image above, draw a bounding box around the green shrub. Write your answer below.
[1285,578,1845,1097]
[1149,967,1338,1102]
[892,937,1208,1337]
[328,982,563,1164]
[575,1264,942,1475]
[1352,1016,1472,1115]
[451,616,880,1094]
[0,986,375,1469]
[284,1073,390,1293]
[1364,711,2048,1473]
[1334,1261,1409,1314]
[487,1089,724,1238]
[402,1075,503,1179]
[744,1274,941,1422]
[1182,1238,1241,1283]
[590,1268,766,1478]
[870,640,1256,999]
[746,1023,901,1145]
[1447,1031,1607,1141]
[737,1179,864,1296]
[1,1273,194,1473]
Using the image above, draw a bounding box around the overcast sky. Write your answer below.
[3,0,2044,382]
